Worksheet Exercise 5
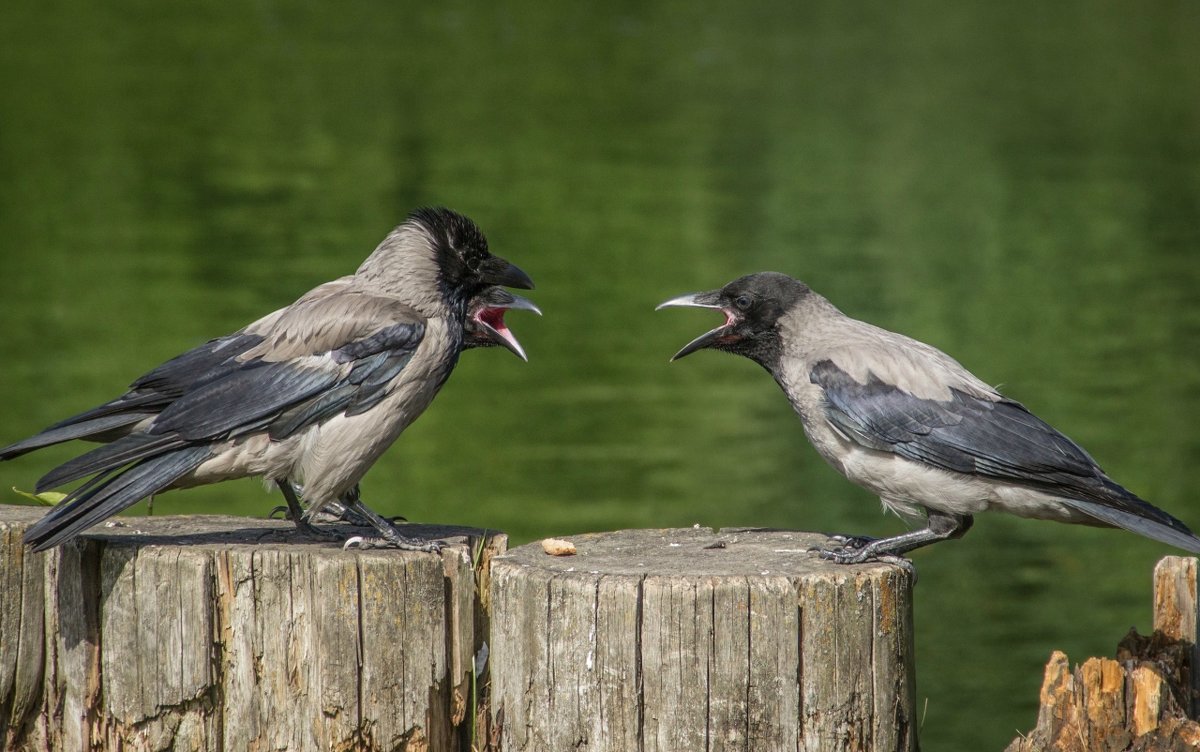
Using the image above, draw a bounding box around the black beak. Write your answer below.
[655,290,731,361]
[481,257,535,290]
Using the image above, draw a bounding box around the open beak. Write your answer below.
[656,290,734,361]
[470,293,541,361]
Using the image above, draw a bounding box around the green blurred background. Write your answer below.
[1,1,1198,748]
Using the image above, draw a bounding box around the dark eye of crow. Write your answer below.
[734,294,753,311]
[464,249,485,271]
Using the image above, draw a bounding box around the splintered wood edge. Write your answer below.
[1153,556,1198,641]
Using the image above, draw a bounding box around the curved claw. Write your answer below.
[267,505,292,520]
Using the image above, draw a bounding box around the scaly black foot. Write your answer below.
[343,533,445,552]
[340,498,443,553]
[816,512,972,573]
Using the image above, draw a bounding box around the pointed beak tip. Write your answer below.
[505,295,542,316]
[657,291,723,311]
[513,267,535,291]
[655,296,689,311]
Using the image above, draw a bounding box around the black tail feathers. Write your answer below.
[23,447,211,551]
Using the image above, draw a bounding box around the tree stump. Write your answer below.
[487,527,916,752]
[0,504,506,752]
[1006,556,1200,752]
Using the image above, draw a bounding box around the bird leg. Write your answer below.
[270,484,366,525]
[819,511,973,564]
[274,480,341,541]
[269,483,408,526]
[324,484,408,525]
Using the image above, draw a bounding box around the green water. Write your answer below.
[2,2,1198,748]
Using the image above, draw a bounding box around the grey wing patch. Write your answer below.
[266,347,418,437]
[810,359,1101,486]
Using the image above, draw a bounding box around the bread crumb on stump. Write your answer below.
[541,538,576,556]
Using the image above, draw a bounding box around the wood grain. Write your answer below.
[487,527,916,752]
[0,504,505,752]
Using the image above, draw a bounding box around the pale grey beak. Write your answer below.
[656,290,731,361]
[504,294,542,317]
[655,291,723,311]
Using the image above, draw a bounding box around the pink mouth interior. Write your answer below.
[715,308,739,343]
[477,307,511,337]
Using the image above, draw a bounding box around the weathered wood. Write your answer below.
[1006,556,1200,752]
[1153,556,1200,719]
[0,503,506,752]
[487,527,917,752]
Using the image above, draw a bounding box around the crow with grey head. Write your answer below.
[3,207,533,552]
[659,272,1200,563]
[287,285,541,525]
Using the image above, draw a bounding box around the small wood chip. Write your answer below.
[541,538,576,556]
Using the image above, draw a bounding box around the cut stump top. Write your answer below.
[497,526,903,578]
[0,502,496,555]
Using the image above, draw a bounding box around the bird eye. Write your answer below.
[734,294,753,311]
[465,248,486,271]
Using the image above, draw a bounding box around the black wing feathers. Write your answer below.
[812,360,1100,486]
[18,317,426,550]
[810,359,1196,542]
[0,413,152,460]
[36,433,188,492]
[0,333,264,460]
[149,361,343,440]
